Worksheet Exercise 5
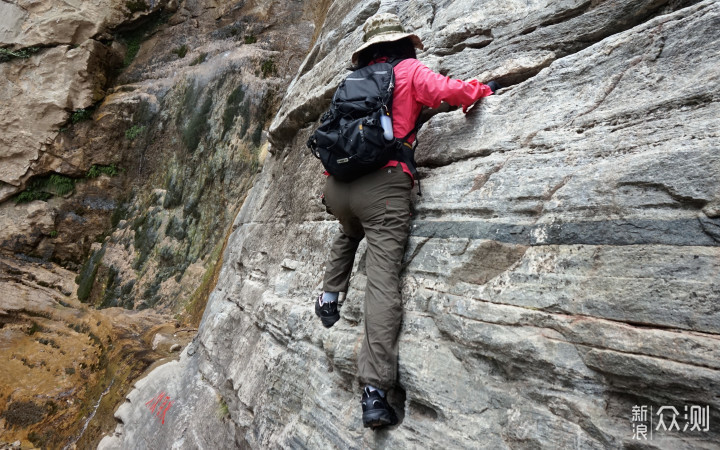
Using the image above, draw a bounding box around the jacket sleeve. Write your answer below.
[411,62,493,109]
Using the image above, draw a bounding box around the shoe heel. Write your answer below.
[362,409,392,427]
[321,313,340,328]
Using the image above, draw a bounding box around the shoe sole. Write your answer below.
[362,410,397,429]
[319,313,339,328]
[315,304,339,328]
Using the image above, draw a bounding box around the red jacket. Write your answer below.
[379,58,494,179]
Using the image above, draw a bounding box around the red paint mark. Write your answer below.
[145,391,173,425]
[158,400,173,425]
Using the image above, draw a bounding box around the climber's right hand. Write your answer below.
[487,80,501,94]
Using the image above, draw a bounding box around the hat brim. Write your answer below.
[351,32,424,65]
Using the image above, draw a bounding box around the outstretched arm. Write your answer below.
[411,63,495,113]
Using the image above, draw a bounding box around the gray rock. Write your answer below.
[103,0,720,448]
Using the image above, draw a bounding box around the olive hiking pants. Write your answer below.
[322,164,412,391]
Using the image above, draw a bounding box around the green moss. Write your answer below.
[26,321,40,335]
[49,230,58,238]
[124,38,141,67]
[125,0,148,13]
[111,203,129,227]
[125,125,146,140]
[182,96,213,152]
[0,47,40,63]
[181,81,200,113]
[141,277,162,308]
[244,35,257,44]
[87,164,121,178]
[251,125,263,147]
[99,267,119,309]
[163,175,183,209]
[172,44,188,58]
[133,214,160,270]
[222,85,245,138]
[76,248,105,302]
[180,238,226,326]
[260,58,276,78]
[258,88,277,125]
[218,398,229,419]
[165,216,186,240]
[15,190,52,203]
[189,53,207,66]
[14,173,76,203]
[51,174,74,195]
[71,108,94,124]
[158,245,179,266]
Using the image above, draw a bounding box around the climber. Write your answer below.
[314,12,499,429]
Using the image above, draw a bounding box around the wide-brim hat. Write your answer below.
[351,13,424,65]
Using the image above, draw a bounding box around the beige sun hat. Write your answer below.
[351,13,424,65]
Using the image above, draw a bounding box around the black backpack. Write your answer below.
[307,60,412,182]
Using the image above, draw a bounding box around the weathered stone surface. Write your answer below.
[0,0,166,48]
[102,0,720,448]
[0,254,179,449]
[0,41,118,194]
[1,0,317,447]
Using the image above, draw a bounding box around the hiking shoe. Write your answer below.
[315,295,339,328]
[361,387,398,429]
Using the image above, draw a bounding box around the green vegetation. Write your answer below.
[71,107,94,123]
[172,44,188,58]
[189,52,207,66]
[0,47,40,63]
[14,173,75,203]
[180,238,226,326]
[98,266,119,308]
[76,248,105,302]
[182,97,213,152]
[251,125,263,147]
[260,58,277,78]
[87,163,121,178]
[132,213,161,270]
[178,81,214,151]
[124,37,141,67]
[125,0,148,13]
[239,99,252,137]
[165,215,186,240]
[244,35,257,44]
[111,202,129,227]
[125,124,146,140]
[49,230,58,238]
[117,8,171,70]
[26,321,40,335]
[222,85,246,138]
[15,190,52,203]
[218,398,230,419]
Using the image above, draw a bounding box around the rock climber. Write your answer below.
[315,12,499,429]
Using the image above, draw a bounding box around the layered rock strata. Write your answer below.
[95,0,717,447]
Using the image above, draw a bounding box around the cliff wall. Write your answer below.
[1,0,318,446]
[102,0,719,448]
[16,0,720,448]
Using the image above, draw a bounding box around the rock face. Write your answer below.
[1,0,318,447]
[0,0,170,199]
[0,255,182,449]
[101,0,719,448]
